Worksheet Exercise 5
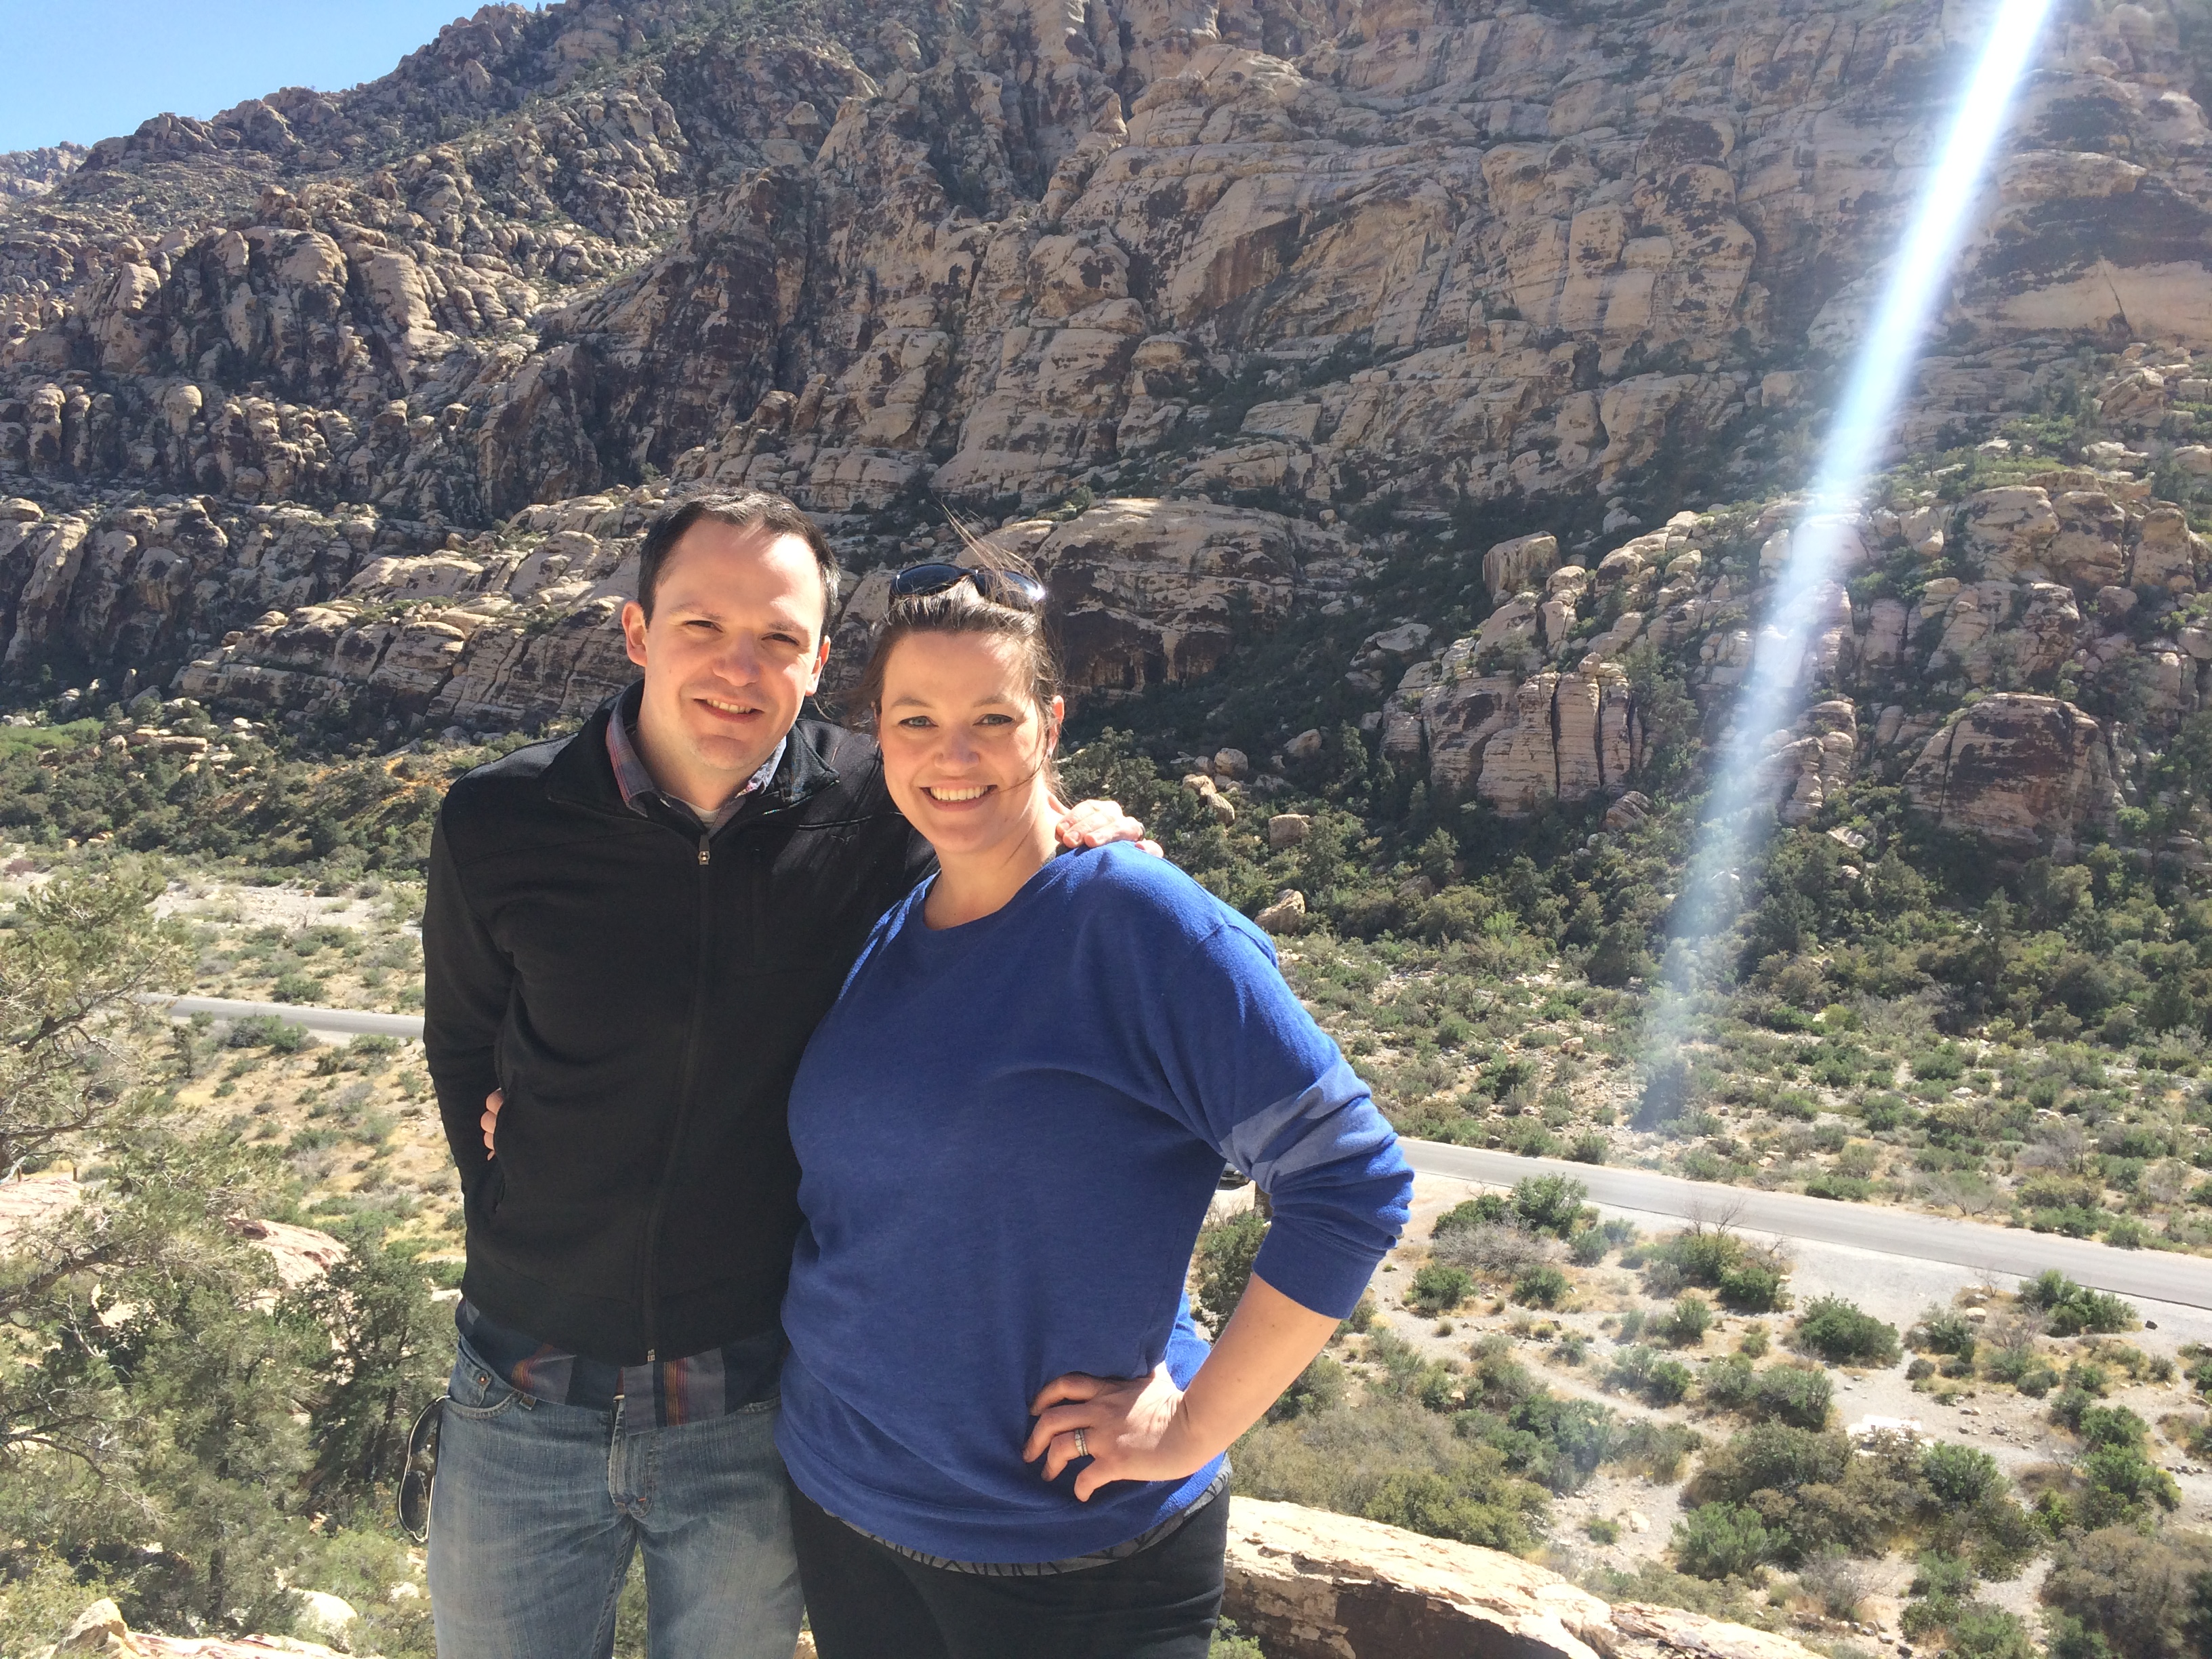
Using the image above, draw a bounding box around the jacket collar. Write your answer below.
[543,684,844,825]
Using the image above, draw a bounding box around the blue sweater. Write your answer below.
[776,843,1413,1564]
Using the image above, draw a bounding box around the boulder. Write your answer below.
[1761,699,1856,825]
[1223,1497,1822,1659]
[1254,890,1307,934]
[1267,813,1311,848]
[1603,790,1653,831]
[1481,533,1560,603]
[1902,695,2124,856]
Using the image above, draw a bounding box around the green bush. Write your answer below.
[1715,1260,1789,1312]
[1433,1194,1511,1238]
[1922,1441,2005,1507]
[1195,1212,1268,1333]
[1657,1294,1713,1347]
[1912,1305,1980,1359]
[2041,1524,2212,1659]
[1510,1174,1590,1237]
[1233,1398,1549,1555]
[228,1013,311,1052]
[1674,1501,1775,1579]
[1607,1346,1694,1406]
[1513,1263,1570,1309]
[1687,1423,1852,1507]
[1410,1263,1474,1315]
[2022,1271,2138,1336]
[1795,1296,1901,1366]
[1753,1365,1833,1430]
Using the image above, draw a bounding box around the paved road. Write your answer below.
[143,995,2210,1309]
[1404,1139,2212,1312]
[154,995,425,1040]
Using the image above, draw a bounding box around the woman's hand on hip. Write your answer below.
[481,1088,503,1156]
[1023,1364,1206,1501]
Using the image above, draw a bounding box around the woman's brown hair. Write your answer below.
[851,546,1063,788]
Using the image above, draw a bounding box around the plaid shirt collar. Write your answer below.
[605,686,787,835]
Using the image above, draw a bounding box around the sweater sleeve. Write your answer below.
[422,811,509,1195]
[1149,922,1412,1319]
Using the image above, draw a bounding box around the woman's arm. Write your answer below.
[1022,1272,1337,1502]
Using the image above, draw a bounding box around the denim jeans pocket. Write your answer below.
[446,1334,527,1420]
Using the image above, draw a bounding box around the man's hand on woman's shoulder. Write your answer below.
[1053,798,1162,859]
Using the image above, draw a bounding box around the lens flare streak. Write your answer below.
[1641,0,2057,1066]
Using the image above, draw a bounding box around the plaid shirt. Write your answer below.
[605,686,787,832]
[450,691,796,1425]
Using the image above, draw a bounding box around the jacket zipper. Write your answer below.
[637,827,716,1361]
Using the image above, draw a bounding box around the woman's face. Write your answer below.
[876,630,1063,862]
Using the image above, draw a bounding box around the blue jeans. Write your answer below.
[429,1334,802,1659]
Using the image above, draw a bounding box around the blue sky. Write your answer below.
[0,2,504,154]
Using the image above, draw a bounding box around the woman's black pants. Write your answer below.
[787,1481,1228,1659]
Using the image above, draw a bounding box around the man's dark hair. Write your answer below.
[634,491,842,630]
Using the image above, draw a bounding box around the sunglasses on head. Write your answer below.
[890,562,1047,609]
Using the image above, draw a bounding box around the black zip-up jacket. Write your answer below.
[423,696,931,1364]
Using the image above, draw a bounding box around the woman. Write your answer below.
[777,558,1414,1658]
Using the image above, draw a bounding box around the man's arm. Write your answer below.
[422,813,511,1194]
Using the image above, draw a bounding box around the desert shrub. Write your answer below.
[1513,1263,1570,1309]
[1268,1354,1347,1422]
[1715,1260,1790,1312]
[1753,1366,1833,1430]
[1431,1221,1559,1280]
[1657,1294,1714,1347]
[1433,1194,1511,1237]
[1702,1353,1757,1412]
[1607,1346,1694,1407]
[228,1013,311,1052]
[2076,1441,2182,1528]
[1674,1501,1775,1579]
[1687,1423,1853,1507]
[1456,1391,1620,1494]
[1510,1174,1591,1237]
[2040,1524,2212,1659]
[1569,1229,1610,1265]
[1409,1263,1473,1315]
[1912,1305,1981,1359]
[1797,1549,1870,1619]
[2022,1271,2138,1336]
[1208,1618,1267,1658]
[1195,1211,1268,1332]
[1568,1132,1608,1164]
[1922,1441,2005,1507]
[1794,1296,1900,1366]
[1233,1397,1549,1554]
[1644,1225,1792,1312]
[1614,1418,1704,1482]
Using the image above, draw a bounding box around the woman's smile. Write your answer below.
[922,782,994,804]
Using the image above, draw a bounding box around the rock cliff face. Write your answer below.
[0,0,2207,856]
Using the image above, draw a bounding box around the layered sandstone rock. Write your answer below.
[1223,1497,1822,1659]
[1902,693,2125,855]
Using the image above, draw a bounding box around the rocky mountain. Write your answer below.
[0,0,2207,861]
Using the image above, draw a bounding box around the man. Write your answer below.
[423,492,1143,1659]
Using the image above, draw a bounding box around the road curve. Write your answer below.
[1403,1139,2212,1312]
[154,995,426,1041]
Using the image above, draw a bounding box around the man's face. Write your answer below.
[620,521,831,805]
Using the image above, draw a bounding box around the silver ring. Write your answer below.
[1073,1429,1089,1458]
